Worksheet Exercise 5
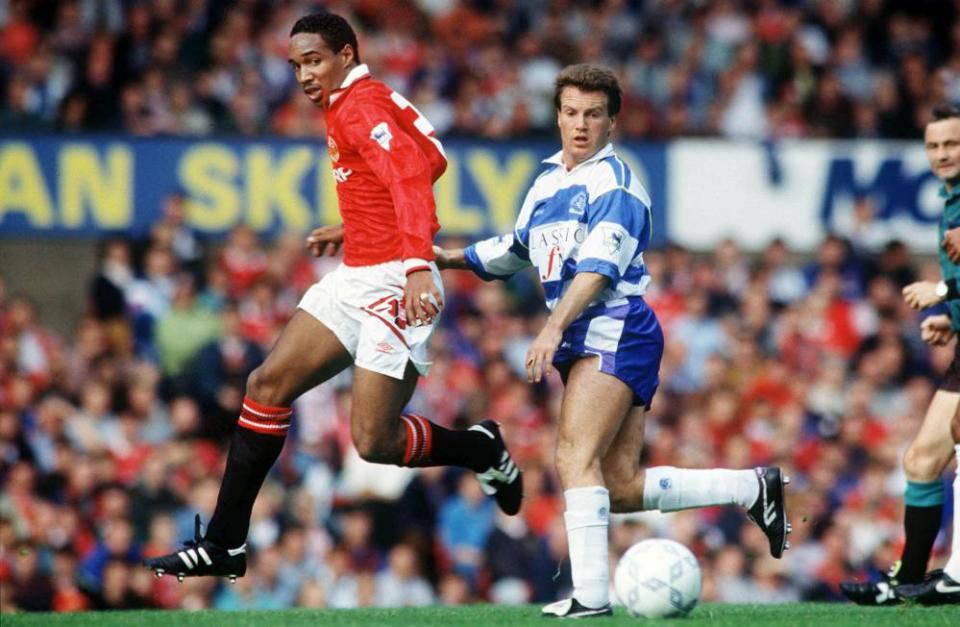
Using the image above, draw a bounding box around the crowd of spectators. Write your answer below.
[1,196,957,612]
[2,0,960,139]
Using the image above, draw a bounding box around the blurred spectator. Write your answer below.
[10,541,54,611]
[154,274,220,386]
[438,472,496,587]
[374,543,435,607]
[78,517,141,592]
[193,303,264,423]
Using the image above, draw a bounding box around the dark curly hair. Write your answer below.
[290,13,360,64]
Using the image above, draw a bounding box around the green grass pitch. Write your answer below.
[2,604,957,626]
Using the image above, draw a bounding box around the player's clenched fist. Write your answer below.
[306,224,344,257]
[920,314,954,346]
[404,269,443,327]
[902,281,943,309]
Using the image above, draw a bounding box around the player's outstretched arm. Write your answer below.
[452,234,531,281]
[433,245,470,270]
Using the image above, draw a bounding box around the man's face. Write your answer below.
[557,86,614,168]
[288,33,352,106]
[924,117,960,184]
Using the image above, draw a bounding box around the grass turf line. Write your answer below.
[2,603,957,626]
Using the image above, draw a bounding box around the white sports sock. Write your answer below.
[944,445,960,582]
[642,466,760,512]
[564,486,610,609]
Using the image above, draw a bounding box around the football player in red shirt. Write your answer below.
[146,12,521,582]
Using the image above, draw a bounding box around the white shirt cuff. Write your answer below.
[403,258,431,275]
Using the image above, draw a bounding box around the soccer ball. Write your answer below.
[613,538,701,618]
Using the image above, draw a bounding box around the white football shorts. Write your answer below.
[297,260,443,380]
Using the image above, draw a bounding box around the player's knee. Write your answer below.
[903,444,943,481]
[245,366,287,407]
[351,424,392,464]
[555,439,594,485]
[352,435,382,463]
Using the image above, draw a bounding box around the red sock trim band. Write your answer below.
[410,414,433,462]
[242,397,292,418]
[401,414,434,466]
[239,397,291,437]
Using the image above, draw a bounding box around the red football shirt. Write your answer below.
[324,65,447,270]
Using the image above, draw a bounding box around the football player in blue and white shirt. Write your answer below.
[436,64,791,618]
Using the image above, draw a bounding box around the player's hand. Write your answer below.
[921,314,954,346]
[903,281,943,309]
[526,322,563,383]
[306,224,344,257]
[404,269,443,327]
[944,227,960,263]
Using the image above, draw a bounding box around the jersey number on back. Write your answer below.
[389,92,446,157]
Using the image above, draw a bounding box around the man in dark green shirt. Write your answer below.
[842,105,960,606]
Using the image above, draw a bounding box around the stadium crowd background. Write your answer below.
[2,0,960,139]
[1,0,959,614]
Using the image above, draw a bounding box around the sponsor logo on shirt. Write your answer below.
[542,244,563,281]
[529,224,587,250]
[376,342,395,354]
[370,122,393,150]
[327,136,340,162]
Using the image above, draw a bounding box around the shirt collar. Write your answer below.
[328,64,370,106]
[542,142,615,172]
[940,182,960,201]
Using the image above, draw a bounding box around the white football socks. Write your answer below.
[945,445,960,582]
[642,466,760,512]
[564,486,610,609]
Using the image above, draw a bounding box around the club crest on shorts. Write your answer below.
[370,122,393,151]
[327,136,340,162]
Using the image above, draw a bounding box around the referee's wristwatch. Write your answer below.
[936,279,957,301]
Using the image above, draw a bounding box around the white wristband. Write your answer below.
[403,258,430,275]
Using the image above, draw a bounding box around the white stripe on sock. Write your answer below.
[238,417,290,431]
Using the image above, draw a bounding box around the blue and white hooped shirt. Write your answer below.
[464,143,653,312]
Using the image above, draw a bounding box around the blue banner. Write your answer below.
[0,136,668,244]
